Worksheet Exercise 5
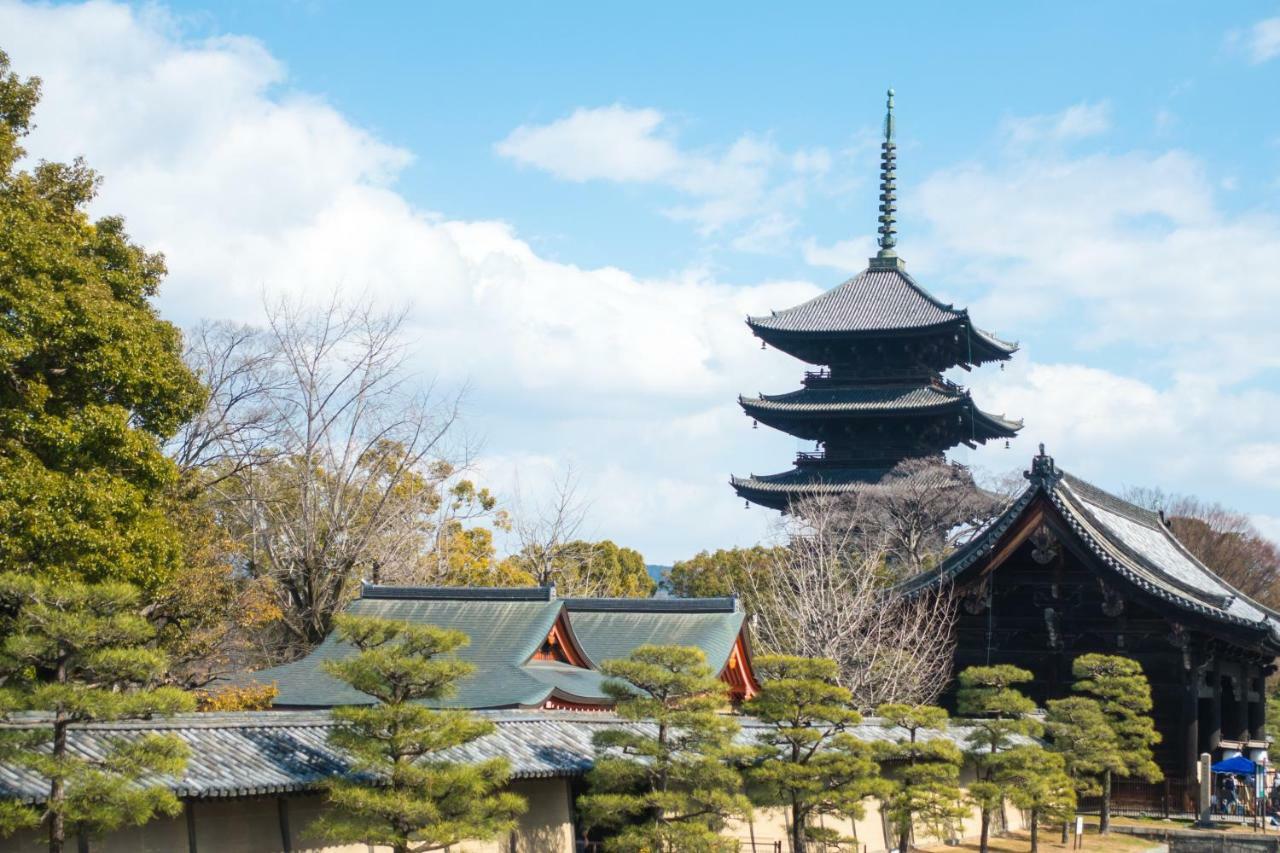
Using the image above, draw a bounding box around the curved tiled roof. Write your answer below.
[898,453,1280,648]
[744,384,958,412]
[0,711,1038,803]
[739,386,1022,433]
[748,269,962,333]
[256,587,753,710]
[730,466,891,494]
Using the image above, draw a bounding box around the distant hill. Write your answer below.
[646,564,670,594]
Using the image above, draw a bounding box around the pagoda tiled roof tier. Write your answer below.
[730,467,891,511]
[898,448,1280,653]
[746,266,1017,367]
[740,384,1021,431]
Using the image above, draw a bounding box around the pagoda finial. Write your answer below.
[870,88,904,271]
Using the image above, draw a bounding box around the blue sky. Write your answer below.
[4,1,1280,562]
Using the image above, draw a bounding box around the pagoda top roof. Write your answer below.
[747,265,1011,347]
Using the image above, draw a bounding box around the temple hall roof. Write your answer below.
[254,585,751,710]
[0,711,1038,804]
[899,448,1280,650]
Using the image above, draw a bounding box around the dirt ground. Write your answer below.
[925,828,1159,853]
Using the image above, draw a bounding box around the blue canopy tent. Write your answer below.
[1213,756,1259,774]
[1211,755,1266,824]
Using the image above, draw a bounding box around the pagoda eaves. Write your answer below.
[732,88,1021,510]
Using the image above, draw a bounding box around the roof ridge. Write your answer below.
[563,597,738,613]
[360,583,556,601]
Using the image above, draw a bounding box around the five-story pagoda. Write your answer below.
[732,90,1021,510]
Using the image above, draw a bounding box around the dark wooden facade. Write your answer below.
[909,448,1280,785]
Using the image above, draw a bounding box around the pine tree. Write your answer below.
[875,703,967,853]
[993,746,1076,853]
[1071,654,1162,833]
[312,614,525,853]
[745,656,886,853]
[579,645,751,852]
[955,665,1041,853]
[0,573,195,853]
[1045,696,1123,842]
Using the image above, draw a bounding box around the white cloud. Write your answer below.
[495,104,833,243]
[1253,514,1280,544]
[914,145,1280,378]
[1229,16,1280,64]
[4,0,1277,562]
[1001,102,1111,146]
[495,106,681,183]
[0,0,816,561]
[801,235,877,271]
[964,357,1280,504]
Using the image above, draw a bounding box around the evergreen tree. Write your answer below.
[955,665,1041,853]
[313,614,525,853]
[993,746,1076,853]
[1071,654,1162,833]
[0,573,195,853]
[875,704,967,853]
[579,645,751,852]
[1044,697,1123,842]
[0,52,204,592]
[745,655,886,852]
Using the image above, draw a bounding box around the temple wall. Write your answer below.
[0,778,574,853]
[0,778,1026,853]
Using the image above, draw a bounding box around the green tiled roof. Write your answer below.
[565,607,744,674]
[256,588,747,710]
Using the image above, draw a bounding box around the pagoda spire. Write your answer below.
[871,88,904,271]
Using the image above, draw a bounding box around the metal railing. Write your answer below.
[1077,779,1196,819]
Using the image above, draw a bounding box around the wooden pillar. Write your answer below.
[1247,669,1265,741]
[277,797,292,853]
[1209,661,1223,755]
[185,801,198,853]
[1182,669,1200,784]
[1232,675,1250,741]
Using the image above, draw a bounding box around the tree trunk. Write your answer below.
[791,802,805,853]
[899,825,910,853]
[979,807,990,853]
[48,713,67,853]
[1029,809,1039,853]
[1061,820,1069,844]
[1100,769,1112,834]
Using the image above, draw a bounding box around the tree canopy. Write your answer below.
[0,573,194,853]
[0,51,203,591]
[745,655,885,852]
[312,613,524,853]
[579,645,750,852]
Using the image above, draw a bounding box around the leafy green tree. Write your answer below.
[744,655,886,853]
[955,665,1041,853]
[312,614,525,853]
[993,746,1076,853]
[1044,697,1123,841]
[579,645,751,852]
[1071,654,1162,833]
[0,52,204,592]
[506,539,655,598]
[664,546,786,599]
[0,573,195,853]
[875,704,967,853]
